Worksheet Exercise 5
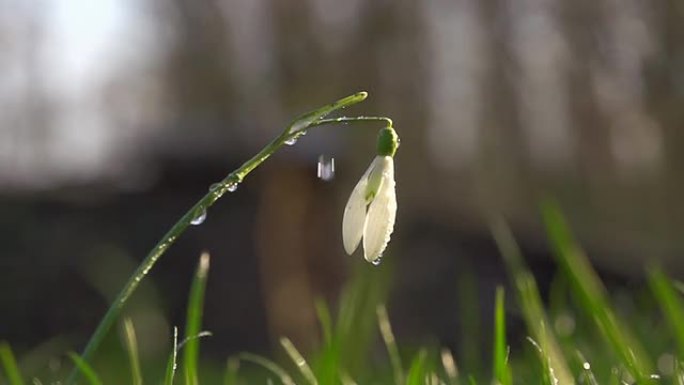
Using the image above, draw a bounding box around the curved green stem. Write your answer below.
[66,92,392,385]
[310,116,394,128]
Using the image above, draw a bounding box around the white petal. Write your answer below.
[342,160,375,255]
[363,157,396,262]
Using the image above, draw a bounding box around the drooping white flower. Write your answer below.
[342,127,399,264]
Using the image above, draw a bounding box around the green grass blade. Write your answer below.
[526,336,554,385]
[123,318,143,385]
[492,286,511,385]
[339,371,358,385]
[575,352,598,385]
[67,352,103,385]
[440,349,459,385]
[280,337,318,385]
[405,350,427,385]
[648,267,684,359]
[675,360,684,385]
[223,356,240,385]
[377,305,404,385]
[314,299,333,346]
[541,200,655,383]
[238,352,295,385]
[0,342,25,385]
[490,218,574,385]
[164,327,179,385]
[333,265,389,376]
[456,262,481,377]
[183,252,210,385]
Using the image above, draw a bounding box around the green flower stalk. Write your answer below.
[66,92,394,385]
[342,126,399,264]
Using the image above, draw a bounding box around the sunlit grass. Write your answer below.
[4,202,684,384]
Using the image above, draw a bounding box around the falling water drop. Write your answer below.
[317,155,335,181]
[191,208,207,225]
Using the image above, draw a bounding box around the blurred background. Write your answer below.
[1,0,684,377]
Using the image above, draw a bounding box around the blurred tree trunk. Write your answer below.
[644,0,684,238]
[558,0,617,228]
[255,166,319,352]
[476,0,531,216]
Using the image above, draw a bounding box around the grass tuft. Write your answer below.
[541,200,655,383]
[491,218,574,385]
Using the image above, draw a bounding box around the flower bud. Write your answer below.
[376,127,399,157]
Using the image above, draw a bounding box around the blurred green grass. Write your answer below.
[3,202,684,384]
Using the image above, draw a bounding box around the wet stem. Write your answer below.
[65,92,393,385]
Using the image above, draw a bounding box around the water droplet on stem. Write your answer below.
[284,137,297,146]
[191,208,207,225]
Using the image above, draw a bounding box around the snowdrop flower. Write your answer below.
[343,126,399,264]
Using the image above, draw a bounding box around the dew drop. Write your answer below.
[191,208,207,225]
[317,155,335,181]
[371,256,383,266]
[284,137,298,146]
[290,120,308,133]
[209,181,238,194]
